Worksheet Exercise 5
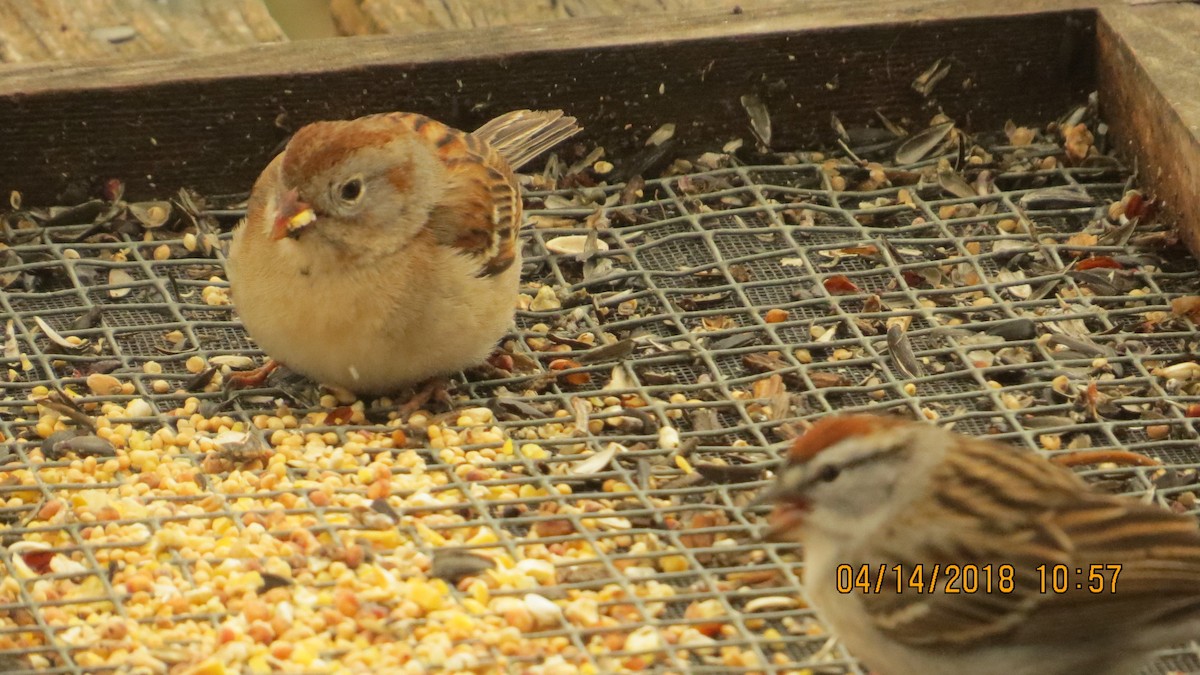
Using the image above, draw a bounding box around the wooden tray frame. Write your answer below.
[0,0,1196,254]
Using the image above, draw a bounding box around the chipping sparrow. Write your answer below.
[758,414,1200,675]
[226,109,580,396]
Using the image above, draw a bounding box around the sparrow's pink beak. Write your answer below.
[271,188,316,241]
[763,501,808,542]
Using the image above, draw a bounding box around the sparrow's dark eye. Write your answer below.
[816,465,841,483]
[338,178,364,204]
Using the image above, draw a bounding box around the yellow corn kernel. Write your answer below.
[517,483,544,500]
[247,654,272,674]
[462,598,488,615]
[466,527,498,546]
[415,523,446,546]
[467,580,490,605]
[409,580,446,612]
[519,443,548,460]
[445,612,475,634]
[291,642,318,666]
[180,658,227,675]
[660,554,689,573]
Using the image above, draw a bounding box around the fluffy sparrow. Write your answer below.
[758,414,1200,675]
[227,109,580,395]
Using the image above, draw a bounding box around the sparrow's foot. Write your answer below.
[396,377,454,419]
[225,359,281,390]
[464,359,514,382]
[485,351,514,372]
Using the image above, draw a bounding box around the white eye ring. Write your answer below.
[337,176,365,204]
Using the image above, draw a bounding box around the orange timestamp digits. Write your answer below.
[835,564,1016,594]
[1036,564,1122,593]
[836,563,1125,594]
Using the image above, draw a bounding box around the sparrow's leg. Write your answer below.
[225,359,281,390]
[395,376,455,419]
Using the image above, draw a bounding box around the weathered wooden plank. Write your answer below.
[1097,3,1200,258]
[0,0,285,63]
[330,0,752,35]
[0,0,1111,93]
[264,0,340,39]
[0,0,1105,204]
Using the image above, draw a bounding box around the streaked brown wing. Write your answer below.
[1023,498,1200,638]
[860,438,1200,648]
[384,112,521,278]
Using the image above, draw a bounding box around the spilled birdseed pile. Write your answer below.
[3,100,1200,675]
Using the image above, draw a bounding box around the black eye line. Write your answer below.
[802,440,908,487]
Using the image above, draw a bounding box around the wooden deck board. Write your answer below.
[1098,2,1200,258]
[0,0,285,63]
[329,0,760,35]
[0,0,1113,94]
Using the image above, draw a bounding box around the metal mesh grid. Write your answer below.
[1,124,1199,674]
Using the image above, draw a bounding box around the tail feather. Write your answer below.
[472,109,582,170]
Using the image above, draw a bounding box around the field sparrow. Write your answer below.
[227,110,580,395]
[758,414,1200,675]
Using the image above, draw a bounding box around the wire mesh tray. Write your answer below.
[1,110,1199,675]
